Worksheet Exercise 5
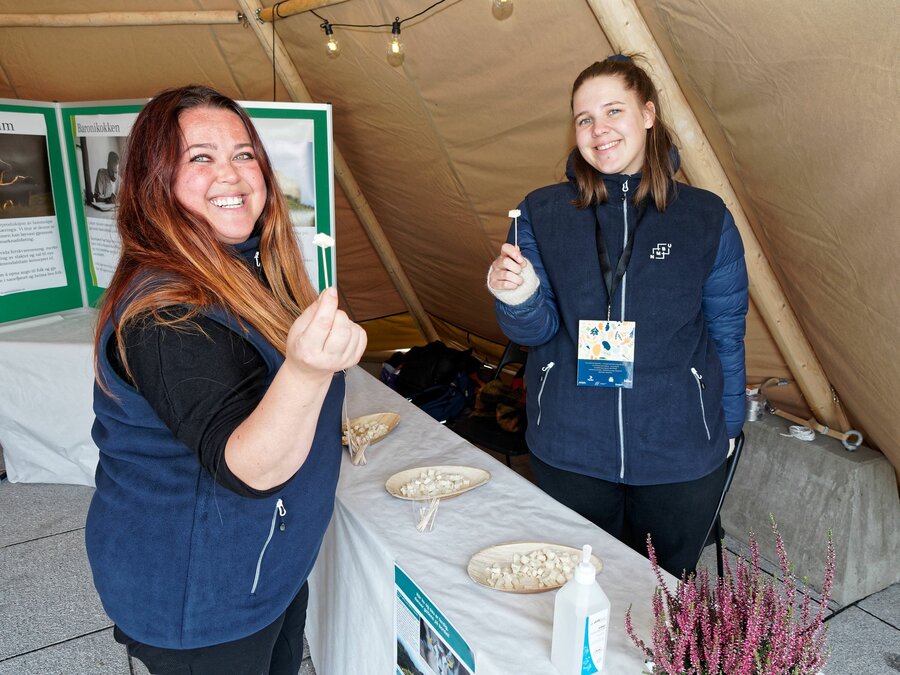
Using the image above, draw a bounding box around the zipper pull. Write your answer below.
[254,251,261,268]
[277,498,286,531]
[691,367,706,389]
[622,179,629,200]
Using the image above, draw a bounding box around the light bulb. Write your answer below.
[323,23,341,59]
[387,18,404,66]
[492,0,513,20]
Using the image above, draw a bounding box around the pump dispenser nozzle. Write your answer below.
[574,544,597,584]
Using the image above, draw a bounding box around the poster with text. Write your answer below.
[0,101,81,323]
[395,565,475,675]
[59,100,334,307]
[60,104,140,305]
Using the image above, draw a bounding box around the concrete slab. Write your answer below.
[822,606,900,674]
[0,481,94,547]
[858,582,900,629]
[723,415,900,605]
[0,628,127,675]
[0,530,110,659]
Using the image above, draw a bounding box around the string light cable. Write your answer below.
[311,0,495,65]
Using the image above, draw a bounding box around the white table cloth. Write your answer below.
[307,367,671,674]
[0,309,99,486]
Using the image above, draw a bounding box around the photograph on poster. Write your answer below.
[75,135,127,287]
[420,620,472,675]
[75,134,126,216]
[253,116,317,229]
[253,115,322,284]
[0,130,67,297]
[0,133,54,219]
[396,637,426,675]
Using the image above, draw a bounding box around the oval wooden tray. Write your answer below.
[385,465,491,500]
[467,541,602,593]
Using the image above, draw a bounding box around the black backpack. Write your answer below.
[384,342,479,423]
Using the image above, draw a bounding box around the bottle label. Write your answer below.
[580,608,610,674]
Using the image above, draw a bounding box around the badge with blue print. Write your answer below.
[576,319,635,388]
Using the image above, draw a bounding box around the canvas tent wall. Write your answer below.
[0,0,897,478]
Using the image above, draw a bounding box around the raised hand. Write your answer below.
[285,287,367,378]
[488,242,529,291]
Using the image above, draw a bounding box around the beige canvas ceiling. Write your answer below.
[0,0,897,477]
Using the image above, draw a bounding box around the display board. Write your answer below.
[0,101,83,322]
[394,564,475,675]
[58,102,141,307]
[0,97,334,324]
[244,103,335,293]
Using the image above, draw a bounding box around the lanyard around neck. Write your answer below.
[594,190,647,320]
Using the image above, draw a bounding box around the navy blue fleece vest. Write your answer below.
[522,175,729,484]
[86,306,343,649]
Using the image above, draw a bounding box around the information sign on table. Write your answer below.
[395,564,475,675]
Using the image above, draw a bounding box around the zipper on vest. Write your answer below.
[253,251,263,281]
[691,367,712,441]
[618,180,629,480]
[250,498,286,595]
[536,361,555,426]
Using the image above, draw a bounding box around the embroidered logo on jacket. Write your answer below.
[650,243,672,259]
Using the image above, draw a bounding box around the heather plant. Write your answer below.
[625,518,836,675]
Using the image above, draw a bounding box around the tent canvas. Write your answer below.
[0,0,897,478]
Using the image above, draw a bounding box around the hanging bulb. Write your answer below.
[387,18,404,67]
[492,0,514,20]
[323,23,341,59]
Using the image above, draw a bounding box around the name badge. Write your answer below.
[577,319,635,388]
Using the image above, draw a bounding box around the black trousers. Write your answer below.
[114,582,309,675]
[530,455,727,577]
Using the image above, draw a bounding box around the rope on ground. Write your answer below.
[780,425,816,441]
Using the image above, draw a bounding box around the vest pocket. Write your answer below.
[690,367,711,441]
[250,498,286,595]
[536,361,555,426]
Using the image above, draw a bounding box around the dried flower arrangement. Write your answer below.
[625,518,836,675]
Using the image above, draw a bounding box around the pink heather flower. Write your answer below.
[629,520,834,674]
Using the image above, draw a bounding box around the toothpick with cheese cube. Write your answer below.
[312,232,335,288]
[508,209,521,248]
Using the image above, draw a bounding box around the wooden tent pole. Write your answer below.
[257,0,350,24]
[0,12,241,27]
[584,0,850,431]
[237,0,439,344]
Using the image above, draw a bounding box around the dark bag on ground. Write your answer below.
[383,342,479,423]
[471,364,527,433]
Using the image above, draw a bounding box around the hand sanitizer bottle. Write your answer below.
[550,544,610,674]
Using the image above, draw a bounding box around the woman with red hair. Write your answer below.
[86,85,365,674]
